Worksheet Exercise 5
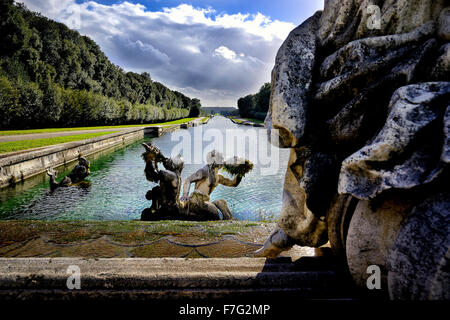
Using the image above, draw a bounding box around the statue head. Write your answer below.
[171,154,185,173]
[206,150,224,168]
[46,168,57,178]
[164,154,184,174]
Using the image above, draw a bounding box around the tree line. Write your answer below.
[0,1,200,129]
[237,83,270,120]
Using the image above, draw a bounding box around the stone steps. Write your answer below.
[0,257,357,300]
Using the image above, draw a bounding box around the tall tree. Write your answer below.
[189,98,202,117]
[0,2,197,129]
[237,83,271,120]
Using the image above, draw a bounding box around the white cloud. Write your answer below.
[213,46,237,60]
[18,0,75,16]
[17,1,296,107]
[184,45,201,54]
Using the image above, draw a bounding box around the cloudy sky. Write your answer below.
[18,0,324,107]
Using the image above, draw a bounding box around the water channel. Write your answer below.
[0,116,289,221]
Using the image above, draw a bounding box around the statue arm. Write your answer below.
[146,160,177,182]
[161,156,173,170]
[219,174,242,187]
[181,169,206,200]
[144,160,160,182]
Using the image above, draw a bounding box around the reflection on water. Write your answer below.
[0,116,289,221]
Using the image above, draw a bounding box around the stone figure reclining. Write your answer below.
[46,156,90,190]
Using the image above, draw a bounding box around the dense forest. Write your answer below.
[237,83,270,120]
[0,0,201,129]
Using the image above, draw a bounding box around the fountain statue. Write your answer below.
[141,144,253,221]
[181,150,253,220]
[141,142,185,220]
[46,156,91,190]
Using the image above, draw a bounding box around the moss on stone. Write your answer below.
[0,220,273,246]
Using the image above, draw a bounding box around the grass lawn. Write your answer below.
[0,117,200,136]
[227,116,264,124]
[228,117,243,124]
[0,131,118,154]
[243,118,264,124]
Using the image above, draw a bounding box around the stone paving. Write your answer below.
[0,220,314,259]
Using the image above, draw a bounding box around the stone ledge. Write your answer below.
[0,220,313,259]
[0,257,352,300]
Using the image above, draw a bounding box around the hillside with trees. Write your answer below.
[237,83,270,120]
[0,0,199,129]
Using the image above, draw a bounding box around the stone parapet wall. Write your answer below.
[0,128,145,188]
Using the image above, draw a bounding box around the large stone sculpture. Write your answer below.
[257,0,449,300]
[46,156,91,190]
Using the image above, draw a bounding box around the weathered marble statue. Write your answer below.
[46,156,90,190]
[256,0,449,300]
[180,150,242,220]
[141,142,185,220]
